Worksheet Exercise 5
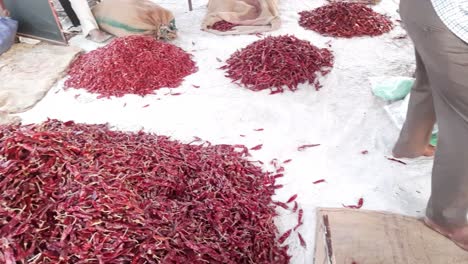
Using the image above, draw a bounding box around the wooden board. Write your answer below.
[4,0,67,44]
[314,208,468,264]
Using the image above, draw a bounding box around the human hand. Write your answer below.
[0,8,9,17]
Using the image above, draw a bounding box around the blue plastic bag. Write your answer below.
[0,17,18,55]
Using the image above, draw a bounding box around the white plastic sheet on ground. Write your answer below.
[18,0,433,262]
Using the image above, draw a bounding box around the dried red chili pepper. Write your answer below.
[313,179,326,184]
[65,36,197,98]
[283,159,292,164]
[209,20,239,32]
[221,35,334,93]
[292,201,298,213]
[293,209,304,231]
[192,85,200,88]
[276,167,285,173]
[0,120,290,263]
[343,198,364,209]
[278,229,292,244]
[254,128,264,131]
[298,2,393,38]
[297,144,321,151]
[286,194,298,204]
[361,150,369,155]
[298,233,307,248]
[142,104,150,108]
[250,144,263,151]
[273,201,289,210]
[387,157,407,165]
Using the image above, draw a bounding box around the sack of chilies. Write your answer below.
[0,17,18,55]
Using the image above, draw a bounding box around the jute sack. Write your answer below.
[202,0,281,35]
[92,0,177,40]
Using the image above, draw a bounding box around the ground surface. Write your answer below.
[19,0,433,262]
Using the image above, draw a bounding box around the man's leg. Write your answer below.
[400,0,468,249]
[69,0,111,42]
[58,0,81,27]
[392,50,436,158]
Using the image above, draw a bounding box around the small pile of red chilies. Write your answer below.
[299,2,393,38]
[221,35,334,93]
[65,35,197,98]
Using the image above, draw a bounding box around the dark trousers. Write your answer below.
[58,0,80,27]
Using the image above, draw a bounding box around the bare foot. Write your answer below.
[423,217,468,251]
[87,29,112,43]
[422,145,435,157]
[393,145,435,159]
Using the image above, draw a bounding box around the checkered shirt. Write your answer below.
[431,0,468,43]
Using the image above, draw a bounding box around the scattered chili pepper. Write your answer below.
[254,128,264,131]
[313,179,326,184]
[283,159,292,164]
[192,85,200,88]
[143,104,150,108]
[270,158,280,168]
[298,2,393,38]
[297,144,321,151]
[361,150,369,155]
[251,144,263,151]
[387,157,407,165]
[343,198,364,209]
[278,229,292,244]
[74,94,80,99]
[171,93,182,96]
[123,103,127,107]
[287,194,298,204]
[276,167,285,173]
[393,34,407,39]
[273,174,284,179]
[209,20,239,32]
[294,209,304,231]
[0,120,290,263]
[273,184,284,189]
[221,35,334,93]
[65,36,197,98]
[240,134,246,137]
[273,201,289,210]
[298,233,307,248]
[292,201,298,213]
[216,57,222,62]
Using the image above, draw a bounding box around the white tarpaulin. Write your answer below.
[18,0,435,262]
[0,43,81,124]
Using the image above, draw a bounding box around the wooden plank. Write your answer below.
[314,208,468,264]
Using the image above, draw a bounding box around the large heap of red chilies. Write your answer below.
[65,36,197,98]
[298,2,393,38]
[0,120,290,263]
[221,35,334,93]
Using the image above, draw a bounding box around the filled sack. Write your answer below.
[0,17,18,55]
[92,0,177,40]
[202,0,281,35]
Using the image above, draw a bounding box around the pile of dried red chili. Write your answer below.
[298,2,393,38]
[0,120,290,263]
[221,35,334,93]
[209,21,239,32]
[65,35,197,98]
